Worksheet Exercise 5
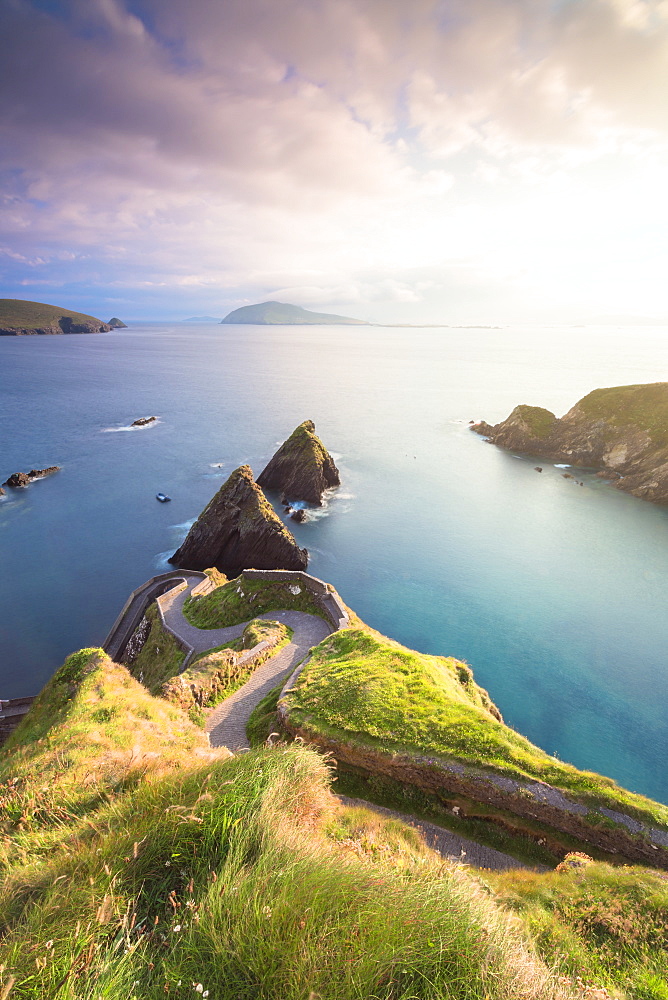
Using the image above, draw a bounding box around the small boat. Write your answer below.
[156,493,171,502]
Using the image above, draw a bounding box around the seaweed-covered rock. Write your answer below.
[169,465,308,576]
[472,383,668,504]
[257,419,340,506]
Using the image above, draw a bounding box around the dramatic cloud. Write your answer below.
[1,0,668,321]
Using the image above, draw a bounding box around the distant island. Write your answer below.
[181,316,221,323]
[108,317,127,329]
[473,381,668,504]
[220,301,369,325]
[0,298,111,335]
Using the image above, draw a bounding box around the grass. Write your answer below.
[514,405,558,439]
[126,605,185,694]
[247,687,632,870]
[2,650,666,1000]
[0,298,106,330]
[0,735,572,1000]
[163,620,292,714]
[281,627,668,830]
[183,574,324,629]
[575,382,668,448]
[489,859,668,998]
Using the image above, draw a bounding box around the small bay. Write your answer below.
[1,322,668,802]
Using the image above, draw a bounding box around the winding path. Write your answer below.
[153,582,536,870]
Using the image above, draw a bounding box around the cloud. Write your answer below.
[1,0,668,320]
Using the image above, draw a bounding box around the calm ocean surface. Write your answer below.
[1,323,668,802]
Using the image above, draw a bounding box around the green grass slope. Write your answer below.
[575,382,668,447]
[2,643,667,999]
[220,300,368,325]
[0,298,109,332]
[0,729,569,999]
[281,627,668,830]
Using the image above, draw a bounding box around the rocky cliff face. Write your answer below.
[169,465,308,577]
[257,419,340,505]
[473,382,668,503]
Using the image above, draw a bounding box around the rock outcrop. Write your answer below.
[3,467,60,488]
[169,465,308,577]
[131,416,157,426]
[108,317,127,328]
[472,382,668,503]
[257,420,340,506]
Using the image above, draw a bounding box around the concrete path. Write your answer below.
[206,610,331,750]
[336,794,544,872]
[159,582,250,655]
[158,583,332,751]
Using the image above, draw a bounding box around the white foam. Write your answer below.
[554,463,571,468]
[209,462,225,468]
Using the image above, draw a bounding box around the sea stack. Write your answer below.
[472,382,668,504]
[257,420,340,505]
[169,465,308,577]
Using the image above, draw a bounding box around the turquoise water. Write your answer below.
[1,323,668,802]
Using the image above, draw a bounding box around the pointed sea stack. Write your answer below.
[169,465,308,577]
[257,420,340,506]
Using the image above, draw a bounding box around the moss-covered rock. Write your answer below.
[257,419,340,505]
[169,465,308,576]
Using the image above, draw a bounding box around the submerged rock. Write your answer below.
[3,467,60,488]
[472,383,668,504]
[257,419,340,506]
[169,465,308,577]
[131,416,157,427]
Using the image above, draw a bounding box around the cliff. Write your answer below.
[257,419,340,505]
[0,298,111,335]
[169,464,308,576]
[221,300,368,325]
[473,382,668,503]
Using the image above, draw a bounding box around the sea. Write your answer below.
[1,322,668,803]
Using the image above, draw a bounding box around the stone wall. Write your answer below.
[103,571,214,663]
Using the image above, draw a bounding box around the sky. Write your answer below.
[1,0,668,324]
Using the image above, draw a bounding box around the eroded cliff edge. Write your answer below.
[169,464,308,576]
[257,419,340,505]
[473,382,668,503]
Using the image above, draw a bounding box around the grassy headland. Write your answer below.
[280,626,668,834]
[0,298,110,333]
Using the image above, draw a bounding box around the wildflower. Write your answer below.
[262,905,272,918]
[194,985,204,993]
[173,925,182,932]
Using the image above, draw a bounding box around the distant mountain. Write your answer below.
[220,301,368,326]
[0,299,111,335]
[181,316,222,323]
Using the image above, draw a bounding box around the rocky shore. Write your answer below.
[473,382,668,503]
